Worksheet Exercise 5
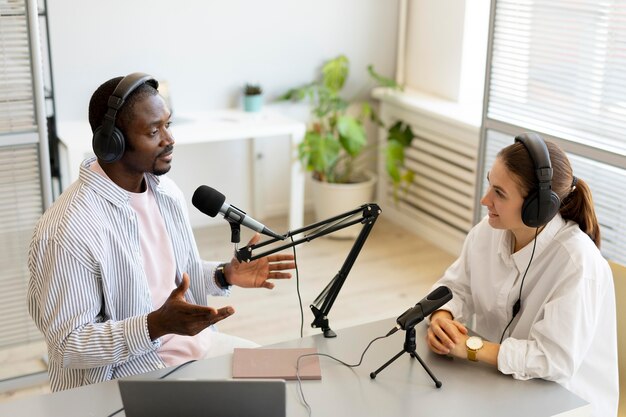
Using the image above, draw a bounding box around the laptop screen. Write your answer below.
[118,379,286,417]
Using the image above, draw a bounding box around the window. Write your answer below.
[0,0,51,351]
[478,0,626,264]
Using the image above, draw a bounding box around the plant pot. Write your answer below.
[311,171,378,239]
[243,94,263,112]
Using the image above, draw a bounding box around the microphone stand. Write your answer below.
[228,220,242,244]
[369,325,442,388]
[236,203,381,338]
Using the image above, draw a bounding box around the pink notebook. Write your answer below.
[232,348,322,380]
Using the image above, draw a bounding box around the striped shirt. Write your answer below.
[28,157,229,392]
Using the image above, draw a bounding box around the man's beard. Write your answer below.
[153,145,174,176]
[152,164,171,176]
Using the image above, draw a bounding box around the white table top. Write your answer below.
[0,318,590,417]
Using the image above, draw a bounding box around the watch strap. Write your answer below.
[467,348,478,361]
[214,263,230,289]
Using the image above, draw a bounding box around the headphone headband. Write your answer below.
[110,73,159,109]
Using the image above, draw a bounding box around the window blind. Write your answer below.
[0,145,44,346]
[0,0,49,349]
[0,0,37,134]
[486,0,626,155]
[479,0,626,265]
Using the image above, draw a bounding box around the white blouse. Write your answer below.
[432,214,618,417]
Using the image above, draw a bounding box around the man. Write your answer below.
[28,73,295,392]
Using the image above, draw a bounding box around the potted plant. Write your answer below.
[280,55,414,232]
[243,83,263,112]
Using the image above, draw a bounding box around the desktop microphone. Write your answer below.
[192,185,285,240]
[388,286,453,335]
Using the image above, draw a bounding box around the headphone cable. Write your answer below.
[499,227,539,344]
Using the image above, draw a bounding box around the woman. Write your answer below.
[426,133,618,417]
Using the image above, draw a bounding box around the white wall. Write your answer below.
[48,0,399,226]
[401,0,490,117]
[404,0,466,101]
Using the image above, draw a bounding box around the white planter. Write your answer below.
[311,171,378,239]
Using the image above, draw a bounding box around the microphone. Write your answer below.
[388,286,453,336]
[192,185,285,240]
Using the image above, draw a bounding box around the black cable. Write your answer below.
[295,332,391,416]
[290,234,304,338]
[105,359,197,416]
[158,359,197,379]
[499,227,540,344]
[106,406,124,417]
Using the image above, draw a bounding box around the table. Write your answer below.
[57,108,306,230]
[0,318,590,416]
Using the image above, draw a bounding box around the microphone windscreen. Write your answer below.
[192,185,226,217]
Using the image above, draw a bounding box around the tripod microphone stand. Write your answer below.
[369,325,442,388]
[369,286,452,387]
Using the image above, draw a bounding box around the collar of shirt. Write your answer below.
[497,214,567,273]
[79,157,164,206]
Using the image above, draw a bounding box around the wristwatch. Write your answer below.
[465,336,484,362]
[214,263,230,289]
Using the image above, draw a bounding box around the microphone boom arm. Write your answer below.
[236,203,381,338]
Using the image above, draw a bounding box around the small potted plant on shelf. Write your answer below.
[279,55,415,232]
[243,83,263,112]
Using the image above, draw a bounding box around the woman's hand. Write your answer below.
[426,310,468,355]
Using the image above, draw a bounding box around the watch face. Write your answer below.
[466,336,483,350]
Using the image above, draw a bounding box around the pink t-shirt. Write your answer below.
[91,162,210,367]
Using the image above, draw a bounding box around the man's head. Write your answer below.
[89,73,160,162]
[88,74,174,186]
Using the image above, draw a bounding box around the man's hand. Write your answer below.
[224,233,296,290]
[426,310,468,356]
[147,273,234,340]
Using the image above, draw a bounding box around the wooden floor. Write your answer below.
[0,213,455,403]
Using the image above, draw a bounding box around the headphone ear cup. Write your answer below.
[521,191,540,227]
[92,126,125,163]
[544,191,561,224]
[521,190,560,227]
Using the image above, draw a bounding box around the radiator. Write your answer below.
[376,97,480,256]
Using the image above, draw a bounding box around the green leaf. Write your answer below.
[277,83,318,102]
[322,55,349,93]
[360,102,372,120]
[315,88,348,118]
[367,65,403,90]
[385,139,405,183]
[388,121,415,147]
[386,159,401,183]
[402,170,415,188]
[337,115,366,157]
[299,131,340,180]
[361,102,383,127]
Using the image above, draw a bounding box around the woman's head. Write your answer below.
[483,136,601,247]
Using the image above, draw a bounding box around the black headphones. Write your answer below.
[92,72,159,163]
[514,133,560,227]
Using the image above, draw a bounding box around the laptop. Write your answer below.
[118,379,287,417]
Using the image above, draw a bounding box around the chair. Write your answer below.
[610,261,626,417]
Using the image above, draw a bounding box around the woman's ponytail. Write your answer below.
[558,177,601,248]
